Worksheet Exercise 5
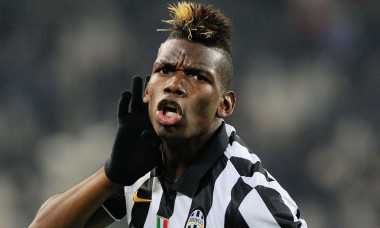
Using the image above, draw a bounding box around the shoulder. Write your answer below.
[222,123,308,227]
[224,123,271,183]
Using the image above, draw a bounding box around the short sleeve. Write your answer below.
[238,186,308,227]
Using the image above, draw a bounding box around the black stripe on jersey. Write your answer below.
[229,131,256,154]
[229,131,245,146]
[185,155,229,227]
[224,178,251,228]
[229,156,274,182]
[296,209,301,219]
[129,177,153,228]
[157,175,177,219]
[255,185,302,228]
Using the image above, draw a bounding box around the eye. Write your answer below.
[188,71,209,83]
[156,65,175,75]
[193,75,208,82]
[158,67,171,75]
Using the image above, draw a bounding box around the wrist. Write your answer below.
[100,167,124,191]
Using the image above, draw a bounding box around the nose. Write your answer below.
[164,72,187,97]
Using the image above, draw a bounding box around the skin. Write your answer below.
[144,39,235,180]
[29,168,121,228]
[29,38,235,228]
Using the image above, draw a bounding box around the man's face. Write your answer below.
[143,39,226,140]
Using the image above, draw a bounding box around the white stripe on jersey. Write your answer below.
[167,193,193,227]
[142,177,163,228]
[242,174,301,222]
[239,188,280,228]
[225,139,253,161]
[224,123,235,136]
[124,172,151,224]
[206,160,240,227]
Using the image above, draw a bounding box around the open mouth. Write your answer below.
[163,104,179,117]
[156,99,183,125]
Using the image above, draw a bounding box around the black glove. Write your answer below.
[105,75,161,186]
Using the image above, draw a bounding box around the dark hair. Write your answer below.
[158,2,233,90]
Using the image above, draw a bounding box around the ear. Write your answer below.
[216,91,235,118]
[143,75,152,104]
[143,83,149,103]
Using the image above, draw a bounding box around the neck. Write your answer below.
[161,121,222,181]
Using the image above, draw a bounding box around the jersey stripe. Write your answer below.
[185,155,228,226]
[224,178,252,228]
[206,157,240,227]
[229,131,247,148]
[239,188,281,228]
[124,173,151,224]
[229,156,274,181]
[242,173,301,222]
[255,185,302,228]
[129,177,154,228]
[168,193,192,227]
[157,176,177,219]
[142,177,163,227]
[225,141,253,161]
[231,208,250,228]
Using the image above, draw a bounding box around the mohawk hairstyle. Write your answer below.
[158,1,232,54]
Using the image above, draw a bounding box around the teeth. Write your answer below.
[161,102,180,118]
[163,104,177,114]
[166,104,176,108]
[164,106,177,117]
[165,111,176,117]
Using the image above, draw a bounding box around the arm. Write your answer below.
[29,76,160,227]
[29,168,121,228]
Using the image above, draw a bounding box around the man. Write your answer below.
[30,2,307,227]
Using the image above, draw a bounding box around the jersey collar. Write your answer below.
[151,122,229,198]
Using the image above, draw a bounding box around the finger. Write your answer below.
[118,90,132,117]
[130,76,143,112]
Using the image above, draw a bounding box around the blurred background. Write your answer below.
[0,0,379,227]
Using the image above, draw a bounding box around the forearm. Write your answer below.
[29,167,123,228]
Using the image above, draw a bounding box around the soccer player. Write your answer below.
[30,2,307,227]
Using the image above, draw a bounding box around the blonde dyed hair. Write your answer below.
[158,1,232,54]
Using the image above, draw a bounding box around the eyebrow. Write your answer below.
[153,59,175,67]
[184,67,213,78]
[154,60,214,76]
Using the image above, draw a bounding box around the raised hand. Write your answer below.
[105,76,161,186]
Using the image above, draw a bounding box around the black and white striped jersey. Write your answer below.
[103,123,307,227]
